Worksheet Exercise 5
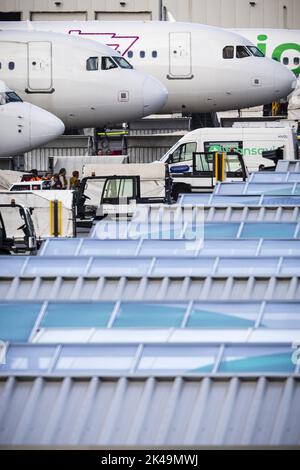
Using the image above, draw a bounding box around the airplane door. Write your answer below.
[27,42,53,92]
[168,32,193,79]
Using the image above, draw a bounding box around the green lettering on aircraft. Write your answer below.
[257,34,300,76]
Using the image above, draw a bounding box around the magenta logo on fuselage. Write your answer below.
[68,30,139,56]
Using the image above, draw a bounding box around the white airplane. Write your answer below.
[0,80,64,158]
[0,21,296,113]
[234,29,300,78]
[0,29,167,129]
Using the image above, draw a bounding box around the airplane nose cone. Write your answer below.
[29,104,65,148]
[143,76,168,116]
[274,63,297,98]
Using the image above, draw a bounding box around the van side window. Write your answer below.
[223,46,234,59]
[236,46,251,58]
[172,143,197,163]
[86,57,99,71]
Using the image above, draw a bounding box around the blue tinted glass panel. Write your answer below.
[288,173,300,182]
[90,258,150,275]
[80,239,138,256]
[247,184,295,195]
[219,352,294,373]
[25,258,88,276]
[281,258,300,274]
[0,302,42,341]
[113,302,186,328]
[250,173,287,183]
[0,257,26,276]
[139,240,197,257]
[263,196,300,205]
[41,302,114,328]
[153,258,215,275]
[241,223,296,239]
[187,306,256,328]
[212,196,260,206]
[199,240,258,256]
[217,257,279,274]
[0,345,56,373]
[204,223,239,239]
[40,239,79,256]
[262,302,300,328]
[260,240,300,256]
[180,194,211,205]
[55,345,136,371]
[138,346,218,373]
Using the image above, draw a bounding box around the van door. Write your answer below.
[27,42,53,92]
[168,32,193,79]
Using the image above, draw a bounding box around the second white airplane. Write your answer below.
[1,21,296,113]
[0,80,64,158]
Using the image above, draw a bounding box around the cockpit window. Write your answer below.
[113,56,133,69]
[0,91,22,105]
[86,57,99,71]
[223,46,234,59]
[236,46,251,58]
[247,46,265,57]
[6,92,22,102]
[101,57,118,70]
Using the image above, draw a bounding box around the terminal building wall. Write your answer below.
[0,0,300,28]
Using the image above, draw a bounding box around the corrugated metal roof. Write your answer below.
[0,376,300,446]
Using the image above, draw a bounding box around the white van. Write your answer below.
[160,126,298,174]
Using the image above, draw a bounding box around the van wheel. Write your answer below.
[171,184,191,201]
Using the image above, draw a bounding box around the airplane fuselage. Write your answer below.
[1,21,295,114]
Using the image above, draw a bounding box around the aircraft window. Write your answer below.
[5,92,22,103]
[152,51,158,58]
[223,46,234,59]
[8,61,15,70]
[86,57,99,71]
[140,51,145,58]
[247,46,265,57]
[283,57,289,65]
[294,57,300,65]
[127,51,133,58]
[101,57,118,70]
[113,56,133,69]
[236,46,251,58]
